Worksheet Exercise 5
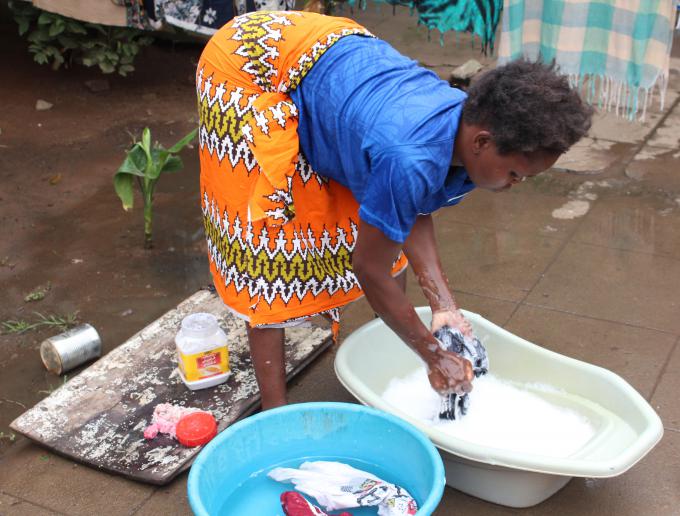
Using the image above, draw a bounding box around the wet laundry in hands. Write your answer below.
[434,326,489,420]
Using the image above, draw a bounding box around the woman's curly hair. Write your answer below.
[461,59,594,155]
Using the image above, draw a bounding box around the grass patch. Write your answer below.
[1,311,79,335]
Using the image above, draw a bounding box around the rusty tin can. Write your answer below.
[40,324,102,375]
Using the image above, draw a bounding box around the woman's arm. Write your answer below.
[353,218,473,395]
[401,214,472,336]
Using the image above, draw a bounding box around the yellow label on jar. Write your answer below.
[178,346,229,382]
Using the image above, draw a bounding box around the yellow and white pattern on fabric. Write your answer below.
[196,11,408,327]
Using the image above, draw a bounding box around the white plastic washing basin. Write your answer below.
[334,307,663,508]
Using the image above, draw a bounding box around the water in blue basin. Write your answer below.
[189,403,445,516]
[220,456,408,515]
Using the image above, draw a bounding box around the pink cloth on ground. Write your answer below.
[143,403,203,439]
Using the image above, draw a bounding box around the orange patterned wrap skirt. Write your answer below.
[196,11,408,328]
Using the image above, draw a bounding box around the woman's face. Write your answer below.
[463,132,561,191]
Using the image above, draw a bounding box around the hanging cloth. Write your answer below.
[498,0,675,120]
[345,0,503,53]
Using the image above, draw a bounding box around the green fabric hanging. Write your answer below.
[347,0,503,53]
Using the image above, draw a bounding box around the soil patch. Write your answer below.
[0,17,210,456]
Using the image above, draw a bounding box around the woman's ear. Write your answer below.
[472,130,492,155]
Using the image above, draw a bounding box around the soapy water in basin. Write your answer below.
[218,457,412,515]
[383,368,597,458]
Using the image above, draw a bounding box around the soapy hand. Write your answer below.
[431,309,473,338]
[425,346,473,396]
[433,325,489,419]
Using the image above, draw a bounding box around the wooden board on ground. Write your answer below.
[10,289,333,485]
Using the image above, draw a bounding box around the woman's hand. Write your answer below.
[424,346,473,395]
[431,308,473,337]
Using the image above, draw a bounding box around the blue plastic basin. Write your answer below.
[188,402,445,515]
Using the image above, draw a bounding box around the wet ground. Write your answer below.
[0,14,209,455]
[1,5,679,516]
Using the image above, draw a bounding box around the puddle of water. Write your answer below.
[581,203,679,256]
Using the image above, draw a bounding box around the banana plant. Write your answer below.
[114,127,197,249]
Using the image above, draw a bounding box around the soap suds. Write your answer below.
[383,368,595,458]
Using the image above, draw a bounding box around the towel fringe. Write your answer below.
[569,71,669,122]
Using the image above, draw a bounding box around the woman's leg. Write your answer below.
[246,324,288,410]
[395,268,407,293]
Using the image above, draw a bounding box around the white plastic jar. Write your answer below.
[176,312,230,390]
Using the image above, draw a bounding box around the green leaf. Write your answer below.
[147,148,163,180]
[118,64,134,76]
[156,147,170,164]
[155,146,167,159]
[113,173,135,211]
[34,53,48,65]
[57,35,78,49]
[66,21,87,34]
[99,61,115,74]
[161,155,184,173]
[168,128,197,153]
[117,146,147,177]
[116,154,145,177]
[45,46,61,58]
[141,128,152,161]
[125,43,138,55]
[141,128,151,149]
[48,23,64,37]
[37,12,53,25]
[28,27,50,43]
[17,19,30,36]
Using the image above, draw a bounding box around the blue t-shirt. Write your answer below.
[289,35,475,243]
